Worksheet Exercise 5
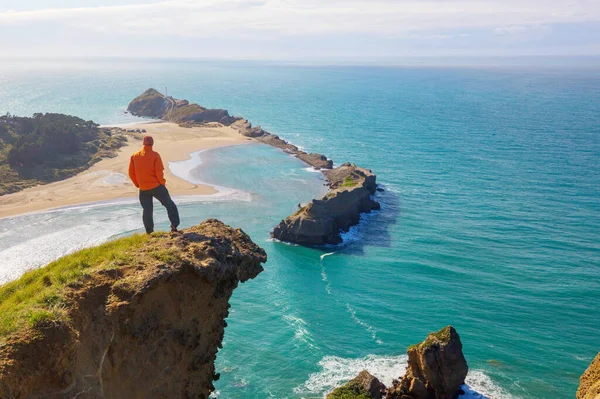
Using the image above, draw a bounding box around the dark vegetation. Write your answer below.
[0,113,127,195]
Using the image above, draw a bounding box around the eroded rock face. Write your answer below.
[326,370,386,399]
[127,88,237,125]
[272,163,380,245]
[578,353,600,399]
[387,326,468,399]
[0,219,266,399]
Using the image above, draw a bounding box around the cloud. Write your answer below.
[0,0,598,38]
[0,0,598,58]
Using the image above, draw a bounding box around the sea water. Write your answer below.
[0,59,599,398]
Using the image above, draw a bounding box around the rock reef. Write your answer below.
[327,326,468,399]
[578,353,600,399]
[0,219,266,399]
[272,163,380,246]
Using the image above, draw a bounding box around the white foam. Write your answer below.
[463,370,519,399]
[304,167,322,173]
[345,303,383,345]
[282,314,318,350]
[295,354,517,399]
[294,354,407,395]
[319,252,335,295]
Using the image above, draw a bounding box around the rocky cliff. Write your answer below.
[578,353,600,399]
[272,163,380,245]
[0,219,266,399]
[127,88,238,125]
[327,326,468,399]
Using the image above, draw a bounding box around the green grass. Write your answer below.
[341,175,358,188]
[0,233,151,341]
[327,380,373,399]
[408,326,453,351]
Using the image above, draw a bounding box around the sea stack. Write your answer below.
[272,163,380,245]
[387,326,468,399]
[0,219,266,398]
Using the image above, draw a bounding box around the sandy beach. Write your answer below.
[0,121,252,219]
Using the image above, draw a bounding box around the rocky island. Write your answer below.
[0,219,266,398]
[272,163,380,245]
[128,89,380,246]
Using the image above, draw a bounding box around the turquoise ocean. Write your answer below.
[0,59,598,398]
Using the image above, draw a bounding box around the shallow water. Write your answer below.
[1,59,599,398]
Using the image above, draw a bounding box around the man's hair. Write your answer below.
[142,135,154,146]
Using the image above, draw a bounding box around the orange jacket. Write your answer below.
[128,145,167,190]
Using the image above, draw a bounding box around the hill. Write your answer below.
[0,113,127,195]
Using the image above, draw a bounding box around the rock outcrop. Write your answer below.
[578,353,600,399]
[0,219,266,399]
[387,326,468,399]
[326,370,386,399]
[127,88,238,125]
[272,163,380,245]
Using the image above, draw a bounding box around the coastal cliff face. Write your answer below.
[0,219,266,398]
[328,326,468,399]
[578,353,600,399]
[272,163,380,245]
[127,88,237,125]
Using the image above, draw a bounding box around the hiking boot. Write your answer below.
[170,225,179,233]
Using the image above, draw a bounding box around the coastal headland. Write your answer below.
[127,88,381,245]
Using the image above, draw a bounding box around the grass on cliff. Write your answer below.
[341,175,358,188]
[408,326,453,351]
[0,233,152,341]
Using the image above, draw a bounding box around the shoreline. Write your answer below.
[0,121,253,219]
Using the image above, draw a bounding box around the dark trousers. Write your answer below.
[139,184,180,233]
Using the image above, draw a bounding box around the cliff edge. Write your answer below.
[578,353,600,399]
[272,163,380,245]
[0,219,266,398]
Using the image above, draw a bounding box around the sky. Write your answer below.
[0,0,599,62]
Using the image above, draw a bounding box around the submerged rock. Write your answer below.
[326,370,386,399]
[0,219,266,398]
[578,353,600,399]
[272,163,379,245]
[387,326,468,399]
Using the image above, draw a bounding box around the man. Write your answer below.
[128,135,180,234]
